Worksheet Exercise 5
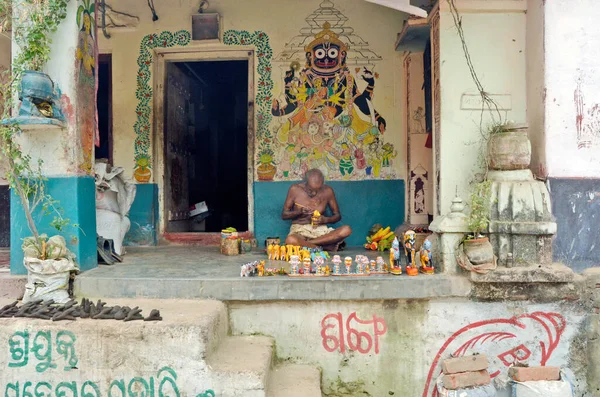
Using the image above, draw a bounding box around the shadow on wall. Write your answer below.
[253,180,405,247]
[0,186,8,247]
[550,178,600,271]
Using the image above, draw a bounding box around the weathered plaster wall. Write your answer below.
[0,34,10,186]
[437,3,527,215]
[98,0,407,184]
[526,0,546,178]
[230,299,588,397]
[545,0,600,178]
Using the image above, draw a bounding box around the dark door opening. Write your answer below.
[96,54,112,163]
[164,60,249,233]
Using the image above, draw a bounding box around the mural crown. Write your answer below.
[304,22,348,53]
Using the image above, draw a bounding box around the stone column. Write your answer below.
[9,0,98,274]
[429,196,469,274]
[588,270,600,396]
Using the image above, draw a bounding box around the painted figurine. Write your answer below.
[389,236,402,275]
[257,261,265,277]
[273,245,281,261]
[420,239,434,274]
[289,255,300,275]
[300,248,311,262]
[356,256,364,274]
[376,256,387,273]
[404,230,418,276]
[303,257,312,275]
[344,256,352,274]
[267,244,274,260]
[286,245,294,260]
[369,260,376,274]
[315,256,325,275]
[332,255,342,275]
[280,246,288,262]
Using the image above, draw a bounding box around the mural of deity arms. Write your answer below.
[272,68,301,117]
[351,68,386,133]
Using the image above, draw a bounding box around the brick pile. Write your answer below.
[442,354,491,390]
[508,366,561,382]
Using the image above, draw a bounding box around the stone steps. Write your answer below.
[267,364,322,397]
[0,298,322,396]
[207,335,275,397]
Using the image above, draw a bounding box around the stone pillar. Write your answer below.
[9,0,98,274]
[588,270,600,396]
[429,196,469,274]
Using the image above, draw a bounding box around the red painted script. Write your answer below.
[422,312,566,397]
[321,312,387,355]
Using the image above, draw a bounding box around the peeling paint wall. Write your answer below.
[545,0,600,178]
[0,34,10,186]
[229,299,588,397]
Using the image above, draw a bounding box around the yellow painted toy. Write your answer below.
[267,244,274,260]
[280,246,288,262]
[273,245,280,261]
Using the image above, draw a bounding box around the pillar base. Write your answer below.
[10,176,97,274]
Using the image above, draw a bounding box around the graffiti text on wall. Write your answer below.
[8,330,78,372]
[321,312,387,355]
[422,312,566,397]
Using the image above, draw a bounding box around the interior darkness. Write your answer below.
[173,60,249,232]
[96,57,111,161]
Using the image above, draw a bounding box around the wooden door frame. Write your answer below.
[98,53,113,164]
[154,48,256,239]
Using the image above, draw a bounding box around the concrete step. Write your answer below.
[0,299,228,395]
[267,364,322,397]
[206,335,274,397]
[0,274,26,299]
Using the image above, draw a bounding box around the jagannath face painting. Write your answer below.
[271,22,396,180]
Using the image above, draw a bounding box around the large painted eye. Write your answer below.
[315,49,326,59]
[328,48,339,58]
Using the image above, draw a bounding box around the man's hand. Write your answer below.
[312,216,328,226]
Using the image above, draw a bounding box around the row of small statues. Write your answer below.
[389,231,434,275]
[267,244,329,262]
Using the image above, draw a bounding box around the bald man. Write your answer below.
[282,169,351,251]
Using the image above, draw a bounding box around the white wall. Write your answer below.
[545,0,600,178]
[230,299,587,397]
[438,2,527,215]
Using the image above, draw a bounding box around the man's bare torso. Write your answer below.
[288,183,333,225]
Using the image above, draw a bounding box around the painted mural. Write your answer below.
[269,0,397,181]
[422,312,566,397]
[75,0,97,175]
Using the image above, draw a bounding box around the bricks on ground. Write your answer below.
[508,366,561,382]
[442,354,491,390]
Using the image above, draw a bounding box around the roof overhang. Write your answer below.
[364,0,428,18]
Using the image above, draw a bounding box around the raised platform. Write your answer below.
[75,246,472,301]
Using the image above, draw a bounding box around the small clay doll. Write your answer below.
[376,256,387,273]
[332,255,342,275]
[314,256,325,275]
[267,244,274,260]
[344,256,352,274]
[303,257,312,274]
[273,245,280,261]
[404,230,418,276]
[419,239,434,274]
[289,255,300,275]
[257,261,265,277]
[280,245,288,262]
[390,236,402,275]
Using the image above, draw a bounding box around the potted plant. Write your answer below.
[4,0,69,122]
[462,180,494,266]
[257,148,277,181]
[134,154,152,183]
[0,0,77,303]
[487,121,531,171]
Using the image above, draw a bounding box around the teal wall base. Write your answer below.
[10,176,97,274]
[124,183,159,246]
[253,180,405,247]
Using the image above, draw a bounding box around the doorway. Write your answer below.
[96,54,113,163]
[164,60,249,233]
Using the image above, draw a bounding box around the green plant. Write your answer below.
[467,180,492,238]
[0,0,74,258]
[10,0,70,74]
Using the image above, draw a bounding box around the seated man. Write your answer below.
[282,169,352,251]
